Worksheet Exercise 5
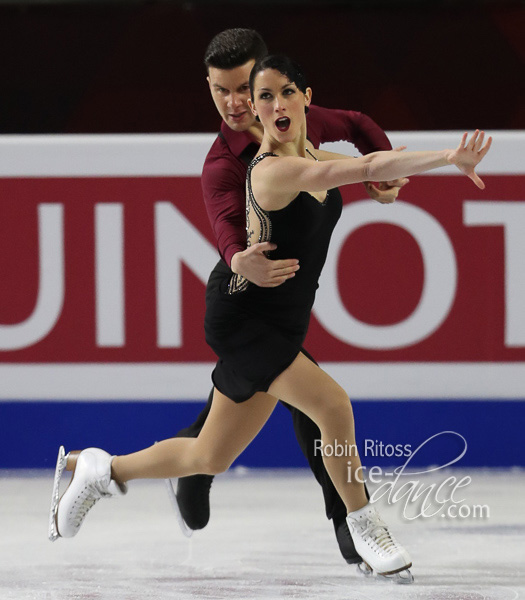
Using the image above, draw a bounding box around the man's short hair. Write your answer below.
[204,28,268,72]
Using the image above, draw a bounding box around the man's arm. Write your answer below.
[201,154,299,286]
[307,105,408,204]
[201,155,246,267]
[308,105,392,153]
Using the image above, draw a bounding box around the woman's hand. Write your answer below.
[446,130,492,189]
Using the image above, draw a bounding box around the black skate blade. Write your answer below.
[164,478,194,538]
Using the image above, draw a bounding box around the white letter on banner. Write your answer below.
[464,201,525,347]
[314,201,457,349]
[0,204,64,350]
[95,204,125,347]
[155,202,219,347]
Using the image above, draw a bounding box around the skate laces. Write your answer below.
[360,511,399,555]
[69,479,112,528]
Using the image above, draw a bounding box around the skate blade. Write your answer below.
[380,568,414,584]
[48,447,82,542]
[164,478,193,538]
[356,562,414,585]
[356,561,373,577]
[48,446,67,542]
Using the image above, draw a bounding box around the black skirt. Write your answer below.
[204,261,313,403]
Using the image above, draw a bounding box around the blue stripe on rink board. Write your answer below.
[0,400,524,469]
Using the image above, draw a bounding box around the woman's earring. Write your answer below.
[304,106,309,115]
[255,115,260,122]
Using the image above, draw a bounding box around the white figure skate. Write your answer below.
[347,504,414,584]
[48,446,127,541]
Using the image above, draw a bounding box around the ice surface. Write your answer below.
[0,468,524,600]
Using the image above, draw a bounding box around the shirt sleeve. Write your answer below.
[201,155,247,268]
[307,105,392,154]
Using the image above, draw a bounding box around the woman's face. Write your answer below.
[249,68,311,143]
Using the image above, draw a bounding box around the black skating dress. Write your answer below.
[204,152,342,403]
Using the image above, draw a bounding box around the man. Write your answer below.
[172,28,407,566]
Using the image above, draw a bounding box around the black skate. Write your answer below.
[165,474,213,537]
[333,514,363,564]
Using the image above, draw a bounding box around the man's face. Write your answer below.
[207,60,257,132]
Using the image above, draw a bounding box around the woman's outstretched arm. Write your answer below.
[255,131,492,210]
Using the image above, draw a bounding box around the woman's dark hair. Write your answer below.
[204,28,268,72]
[249,54,308,100]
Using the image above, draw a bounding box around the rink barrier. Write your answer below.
[1,399,524,469]
[0,132,524,468]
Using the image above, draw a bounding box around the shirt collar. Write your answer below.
[220,120,259,158]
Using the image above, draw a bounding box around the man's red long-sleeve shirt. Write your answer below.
[201,104,392,267]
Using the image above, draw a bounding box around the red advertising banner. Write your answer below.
[0,133,524,400]
[1,175,524,363]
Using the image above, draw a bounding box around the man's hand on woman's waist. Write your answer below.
[231,242,300,288]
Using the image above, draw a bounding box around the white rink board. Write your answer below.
[1,362,525,401]
[0,131,522,176]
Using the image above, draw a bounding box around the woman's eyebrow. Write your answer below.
[258,84,293,92]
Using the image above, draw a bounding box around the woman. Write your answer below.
[49,55,491,580]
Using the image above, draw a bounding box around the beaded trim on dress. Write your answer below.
[228,152,277,295]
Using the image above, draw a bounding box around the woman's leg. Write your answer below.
[268,352,368,513]
[111,388,278,483]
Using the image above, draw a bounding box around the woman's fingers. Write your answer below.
[474,131,485,152]
[469,170,485,190]
[452,131,492,188]
[479,136,493,158]
[467,129,480,150]
[458,132,468,150]
[464,130,493,159]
